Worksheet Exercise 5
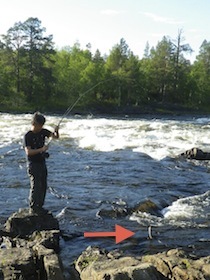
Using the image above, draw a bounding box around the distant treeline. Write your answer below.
[1,17,210,114]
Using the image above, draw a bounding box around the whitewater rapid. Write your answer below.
[1,113,210,277]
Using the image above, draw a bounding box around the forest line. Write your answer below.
[0,17,210,115]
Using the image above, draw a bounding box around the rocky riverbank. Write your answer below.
[0,208,64,280]
[1,209,210,279]
[73,246,210,280]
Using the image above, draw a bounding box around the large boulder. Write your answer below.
[5,208,59,237]
[0,208,64,280]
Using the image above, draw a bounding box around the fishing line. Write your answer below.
[0,147,21,158]
[57,77,118,127]
[48,76,134,200]
[48,78,117,145]
[47,77,121,147]
[48,78,117,199]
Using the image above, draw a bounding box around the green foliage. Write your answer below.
[190,40,210,109]
[0,17,55,111]
[0,19,210,113]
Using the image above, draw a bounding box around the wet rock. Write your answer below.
[0,208,64,280]
[97,206,128,218]
[97,199,163,219]
[131,199,163,217]
[179,147,210,160]
[74,247,210,280]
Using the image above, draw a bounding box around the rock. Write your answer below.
[0,208,64,280]
[75,246,109,274]
[131,199,163,217]
[97,199,162,219]
[34,244,64,280]
[179,147,210,160]
[82,261,165,280]
[31,230,60,252]
[0,248,36,279]
[44,253,64,280]
[194,256,210,276]
[5,208,59,237]
[142,254,171,278]
[74,246,210,280]
[75,246,166,280]
[97,207,128,218]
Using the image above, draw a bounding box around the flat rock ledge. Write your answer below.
[0,208,64,280]
[74,246,210,280]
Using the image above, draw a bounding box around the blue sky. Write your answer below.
[1,0,209,61]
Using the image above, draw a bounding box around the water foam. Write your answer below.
[1,114,210,161]
[162,191,210,221]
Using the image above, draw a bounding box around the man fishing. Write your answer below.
[24,112,59,214]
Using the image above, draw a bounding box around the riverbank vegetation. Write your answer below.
[1,17,210,115]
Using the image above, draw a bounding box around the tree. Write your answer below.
[170,29,193,100]
[145,36,174,102]
[52,43,93,110]
[0,45,13,106]
[22,17,55,104]
[144,31,193,104]
[143,41,150,59]
[1,18,210,113]
[190,40,210,107]
[105,38,133,106]
[79,49,106,107]
[0,17,55,109]
[1,21,27,96]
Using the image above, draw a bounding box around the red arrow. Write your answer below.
[84,224,135,244]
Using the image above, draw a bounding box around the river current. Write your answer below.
[1,113,210,277]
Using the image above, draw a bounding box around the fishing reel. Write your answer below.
[42,152,50,159]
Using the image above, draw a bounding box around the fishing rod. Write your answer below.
[48,76,135,199]
[47,79,114,199]
[48,78,116,145]
[49,76,136,143]
[56,77,117,128]
[56,75,137,128]
[47,79,108,146]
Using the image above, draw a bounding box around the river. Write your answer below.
[1,112,210,277]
